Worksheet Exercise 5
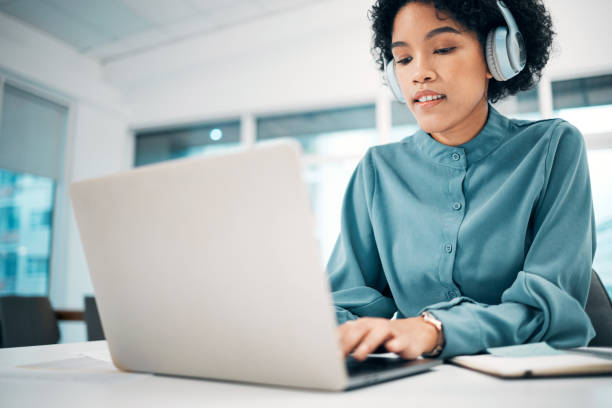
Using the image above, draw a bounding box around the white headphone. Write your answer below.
[384,0,527,104]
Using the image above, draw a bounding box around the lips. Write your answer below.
[413,90,446,103]
[412,90,447,110]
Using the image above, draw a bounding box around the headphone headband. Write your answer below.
[495,0,526,71]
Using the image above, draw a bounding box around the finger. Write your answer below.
[397,346,420,360]
[385,338,419,360]
[352,327,392,361]
[338,320,356,338]
[384,337,404,354]
[339,325,370,358]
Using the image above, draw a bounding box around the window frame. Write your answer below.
[0,73,74,299]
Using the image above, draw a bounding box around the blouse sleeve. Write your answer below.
[326,149,397,324]
[424,120,597,358]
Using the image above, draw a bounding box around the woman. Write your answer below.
[328,0,596,360]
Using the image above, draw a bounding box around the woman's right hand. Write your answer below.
[338,316,440,361]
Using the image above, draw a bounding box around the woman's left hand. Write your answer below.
[338,316,439,361]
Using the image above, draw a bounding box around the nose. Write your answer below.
[411,57,436,84]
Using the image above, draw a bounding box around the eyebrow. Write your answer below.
[391,26,461,49]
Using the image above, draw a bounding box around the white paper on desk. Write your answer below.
[76,348,113,363]
[0,356,148,384]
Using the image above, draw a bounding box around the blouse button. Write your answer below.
[451,153,461,161]
[452,202,462,210]
[444,243,453,253]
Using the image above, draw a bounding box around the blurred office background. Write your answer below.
[0,0,611,343]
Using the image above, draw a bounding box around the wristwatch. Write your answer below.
[421,311,445,357]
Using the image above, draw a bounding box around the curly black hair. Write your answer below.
[369,0,555,103]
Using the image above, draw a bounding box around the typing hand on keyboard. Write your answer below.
[338,316,439,361]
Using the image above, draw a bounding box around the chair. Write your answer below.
[84,296,105,341]
[586,270,612,347]
[0,296,59,348]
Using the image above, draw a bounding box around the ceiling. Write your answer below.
[0,0,320,64]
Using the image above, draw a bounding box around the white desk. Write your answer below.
[1,341,610,408]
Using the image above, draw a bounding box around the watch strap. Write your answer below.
[421,311,445,357]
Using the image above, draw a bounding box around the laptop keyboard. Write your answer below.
[345,355,414,376]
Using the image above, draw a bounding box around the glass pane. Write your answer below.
[493,87,540,118]
[304,159,359,265]
[392,100,417,126]
[587,149,612,297]
[0,168,55,295]
[135,120,241,166]
[288,129,376,157]
[391,124,420,143]
[257,105,377,155]
[391,101,419,142]
[553,74,612,110]
[555,104,612,135]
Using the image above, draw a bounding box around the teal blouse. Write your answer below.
[327,105,596,358]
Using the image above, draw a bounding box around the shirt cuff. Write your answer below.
[422,300,483,359]
[335,307,358,325]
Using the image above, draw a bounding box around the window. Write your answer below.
[553,74,612,135]
[257,104,377,156]
[586,149,612,297]
[391,101,419,142]
[30,210,52,229]
[257,105,377,262]
[492,87,541,120]
[0,206,20,231]
[0,170,56,296]
[134,119,241,167]
[0,82,66,296]
[552,73,612,297]
[553,74,612,111]
[303,160,361,263]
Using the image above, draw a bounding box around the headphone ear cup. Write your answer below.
[384,59,406,104]
[486,26,521,82]
[486,27,506,81]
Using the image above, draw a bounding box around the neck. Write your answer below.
[430,98,489,147]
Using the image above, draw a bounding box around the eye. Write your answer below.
[435,47,456,54]
[396,57,412,65]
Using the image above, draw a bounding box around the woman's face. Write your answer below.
[391,2,492,143]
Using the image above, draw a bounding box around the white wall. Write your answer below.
[56,104,132,309]
[105,0,381,128]
[544,0,612,80]
[0,12,122,113]
[104,0,612,129]
[0,12,132,313]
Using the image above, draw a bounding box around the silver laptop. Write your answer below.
[69,140,441,391]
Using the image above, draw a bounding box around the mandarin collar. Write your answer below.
[412,105,509,168]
